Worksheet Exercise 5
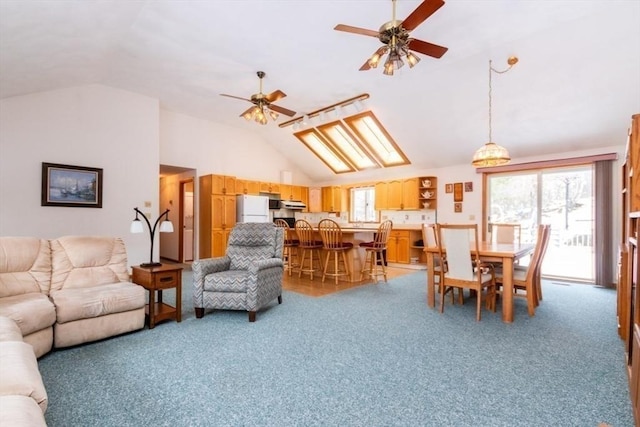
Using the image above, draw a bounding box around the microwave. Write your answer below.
[268,199,281,210]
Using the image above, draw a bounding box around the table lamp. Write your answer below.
[130,207,174,267]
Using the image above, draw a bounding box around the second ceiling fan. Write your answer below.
[334,0,448,75]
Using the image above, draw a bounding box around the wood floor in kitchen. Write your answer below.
[282,265,419,297]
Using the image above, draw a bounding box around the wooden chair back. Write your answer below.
[488,222,522,244]
[318,219,346,249]
[371,220,393,250]
[295,219,321,248]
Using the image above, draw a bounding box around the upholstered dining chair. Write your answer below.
[275,219,298,276]
[294,219,324,280]
[192,222,284,322]
[318,219,353,284]
[359,220,393,283]
[422,223,462,305]
[436,223,497,321]
[495,224,550,316]
[488,222,522,244]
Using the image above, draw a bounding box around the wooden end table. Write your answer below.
[131,264,183,329]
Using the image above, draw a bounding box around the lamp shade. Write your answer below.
[130,219,144,234]
[471,142,511,167]
[159,220,174,233]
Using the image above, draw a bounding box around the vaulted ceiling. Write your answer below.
[1,0,639,182]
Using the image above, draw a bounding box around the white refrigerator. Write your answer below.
[236,195,270,223]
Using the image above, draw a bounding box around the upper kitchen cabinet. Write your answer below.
[386,178,419,210]
[375,181,388,211]
[308,187,322,213]
[322,186,344,212]
[209,174,236,195]
[260,182,280,194]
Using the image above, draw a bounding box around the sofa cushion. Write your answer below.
[0,395,47,426]
[0,293,56,337]
[50,282,145,324]
[0,315,23,342]
[0,341,48,412]
[50,236,130,291]
[0,237,51,298]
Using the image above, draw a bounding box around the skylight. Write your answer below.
[293,111,409,174]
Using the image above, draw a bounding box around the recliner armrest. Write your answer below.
[193,256,231,282]
[249,258,284,274]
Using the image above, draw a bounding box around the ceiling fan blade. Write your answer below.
[265,90,286,103]
[334,24,380,38]
[221,94,252,102]
[359,60,372,71]
[401,0,445,31]
[268,104,296,117]
[407,38,448,58]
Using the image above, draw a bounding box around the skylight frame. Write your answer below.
[293,128,355,174]
[316,120,381,171]
[343,111,410,168]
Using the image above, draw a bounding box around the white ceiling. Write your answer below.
[1,0,639,182]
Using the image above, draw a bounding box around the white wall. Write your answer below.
[0,84,160,266]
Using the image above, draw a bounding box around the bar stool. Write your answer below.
[318,219,353,284]
[359,220,393,283]
[275,219,298,276]
[294,219,324,280]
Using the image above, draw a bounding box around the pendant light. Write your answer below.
[472,56,518,167]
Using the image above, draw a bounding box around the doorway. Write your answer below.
[486,164,595,282]
[159,166,196,263]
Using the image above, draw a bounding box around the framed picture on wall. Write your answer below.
[41,162,103,208]
[454,202,462,213]
[464,181,473,192]
[445,183,453,193]
[453,182,463,202]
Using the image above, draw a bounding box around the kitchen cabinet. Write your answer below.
[386,178,419,210]
[375,181,388,210]
[619,113,640,425]
[322,186,344,212]
[199,174,237,258]
[418,176,437,210]
[260,182,280,194]
[308,187,322,213]
[280,184,292,200]
[387,230,411,264]
[210,174,236,195]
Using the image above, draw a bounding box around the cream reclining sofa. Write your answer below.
[0,235,146,425]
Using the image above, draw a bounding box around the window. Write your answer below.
[350,186,378,223]
[293,111,410,174]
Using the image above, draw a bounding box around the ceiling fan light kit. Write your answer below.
[334,0,448,76]
[472,56,519,167]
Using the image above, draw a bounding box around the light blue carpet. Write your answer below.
[38,271,633,426]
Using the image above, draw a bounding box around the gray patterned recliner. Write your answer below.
[193,223,284,322]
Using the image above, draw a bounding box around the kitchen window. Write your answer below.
[350,186,378,223]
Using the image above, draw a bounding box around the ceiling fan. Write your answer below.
[334,0,448,75]
[220,71,296,125]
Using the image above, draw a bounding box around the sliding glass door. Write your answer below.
[487,165,594,282]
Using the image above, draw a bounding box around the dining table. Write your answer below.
[424,241,535,323]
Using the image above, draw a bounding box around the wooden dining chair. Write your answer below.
[422,223,462,305]
[435,223,497,321]
[318,219,353,284]
[360,220,393,283]
[294,219,324,280]
[495,224,550,316]
[275,219,299,276]
[488,222,522,244]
